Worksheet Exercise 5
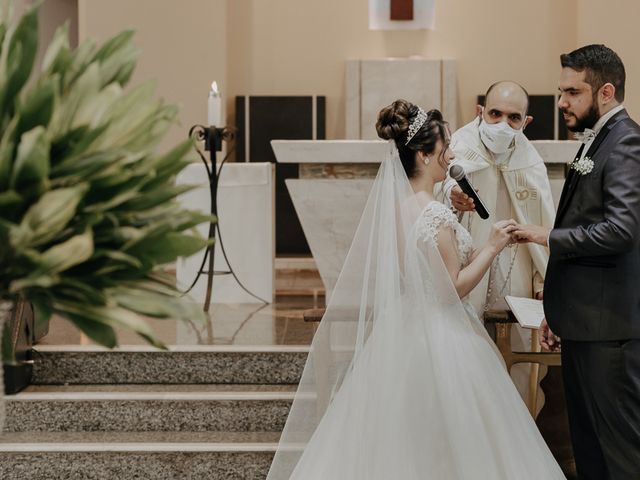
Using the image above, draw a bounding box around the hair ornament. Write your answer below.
[405,108,429,145]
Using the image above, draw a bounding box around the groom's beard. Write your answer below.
[563,100,600,132]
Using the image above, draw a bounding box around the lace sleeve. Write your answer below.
[415,203,458,247]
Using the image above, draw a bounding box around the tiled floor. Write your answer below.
[38,295,322,347]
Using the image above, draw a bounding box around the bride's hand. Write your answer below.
[487,219,517,253]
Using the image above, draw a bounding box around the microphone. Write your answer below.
[449,164,490,219]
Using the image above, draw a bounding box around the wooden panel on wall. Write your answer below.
[235,96,326,256]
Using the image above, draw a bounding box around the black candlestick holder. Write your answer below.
[185,125,269,312]
[184,125,267,312]
[187,125,232,312]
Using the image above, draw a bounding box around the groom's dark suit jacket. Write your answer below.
[544,109,640,341]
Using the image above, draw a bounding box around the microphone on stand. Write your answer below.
[449,164,490,220]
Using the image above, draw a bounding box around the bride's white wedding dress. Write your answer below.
[267,144,565,479]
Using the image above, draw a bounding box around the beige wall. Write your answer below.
[25,0,640,146]
[227,0,577,139]
[578,0,639,119]
[78,0,227,151]
[39,0,78,49]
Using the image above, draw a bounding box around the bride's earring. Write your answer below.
[423,155,431,166]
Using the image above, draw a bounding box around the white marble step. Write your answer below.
[5,384,298,433]
[32,345,309,385]
[0,432,281,480]
[0,431,281,450]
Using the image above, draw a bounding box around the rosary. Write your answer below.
[463,212,519,312]
[484,245,518,312]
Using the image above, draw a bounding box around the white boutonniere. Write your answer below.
[572,156,594,175]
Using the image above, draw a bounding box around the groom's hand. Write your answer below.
[513,224,551,247]
[539,318,561,352]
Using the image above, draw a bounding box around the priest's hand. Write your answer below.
[450,185,476,212]
[513,224,551,247]
[539,318,561,352]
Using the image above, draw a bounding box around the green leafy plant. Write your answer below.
[0,4,211,358]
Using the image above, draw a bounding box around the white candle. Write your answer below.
[207,81,221,126]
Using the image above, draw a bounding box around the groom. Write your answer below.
[514,45,640,479]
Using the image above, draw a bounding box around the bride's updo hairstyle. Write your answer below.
[376,99,448,179]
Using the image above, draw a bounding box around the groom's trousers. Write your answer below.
[561,340,640,480]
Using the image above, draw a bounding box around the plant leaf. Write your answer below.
[53,278,107,306]
[31,295,53,331]
[11,183,88,247]
[126,232,209,265]
[92,249,142,269]
[54,300,166,350]
[62,313,117,348]
[10,126,50,191]
[110,285,204,322]
[0,4,38,116]
[16,75,56,137]
[10,273,60,292]
[41,23,71,74]
[0,190,21,210]
[38,229,94,274]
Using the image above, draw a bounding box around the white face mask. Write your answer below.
[478,113,524,154]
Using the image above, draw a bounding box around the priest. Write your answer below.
[439,81,556,408]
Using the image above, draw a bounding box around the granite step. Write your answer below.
[0,431,280,480]
[4,384,296,433]
[32,345,309,385]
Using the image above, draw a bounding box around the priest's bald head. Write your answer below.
[476,81,533,131]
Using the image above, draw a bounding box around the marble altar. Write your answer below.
[272,139,579,296]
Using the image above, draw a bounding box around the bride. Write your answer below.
[267,100,565,479]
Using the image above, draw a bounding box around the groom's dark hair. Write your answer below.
[561,44,626,102]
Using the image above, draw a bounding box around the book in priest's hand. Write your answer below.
[505,296,545,329]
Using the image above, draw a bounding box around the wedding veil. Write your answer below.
[267,141,455,477]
